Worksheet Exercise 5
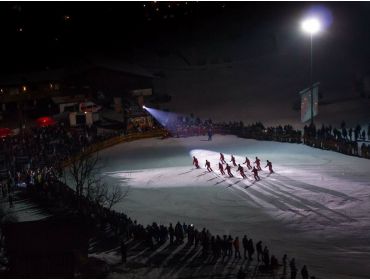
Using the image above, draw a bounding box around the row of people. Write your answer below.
[193,153,274,181]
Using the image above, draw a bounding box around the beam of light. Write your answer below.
[143,106,184,135]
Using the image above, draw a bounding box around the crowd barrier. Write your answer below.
[62,129,165,167]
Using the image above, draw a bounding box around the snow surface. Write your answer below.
[100,135,370,278]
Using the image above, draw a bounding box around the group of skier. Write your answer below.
[192,153,274,181]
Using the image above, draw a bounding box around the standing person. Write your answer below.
[301,265,309,279]
[237,164,247,179]
[263,246,270,267]
[282,254,288,276]
[247,238,254,260]
[193,156,200,169]
[227,235,233,256]
[233,236,241,259]
[218,162,225,175]
[225,164,234,177]
[265,160,274,173]
[256,241,263,262]
[120,239,127,264]
[207,128,213,141]
[251,167,260,181]
[8,193,14,208]
[254,157,261,171]
[242,235,248,259]
[205,160,213,172]
[230,155,237,167]
[243,157,252,169]
[247,238,254,261]
[169,223,175,245]
[220,153,226,164]
[222,235,228,262]
[290,258,297,279]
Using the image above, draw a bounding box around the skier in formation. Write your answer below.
[230,155,237,167]
[220,153,226,164]
[205,160,213,172]
[265,160,274,173]
[243,156,252,169]
[218,162,225,175]
[254,157,262,171]
[237,164,247,179]
[193,156,200,169]
[251,166,260,181]
[225,163,234,177]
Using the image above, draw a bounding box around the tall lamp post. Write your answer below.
[301,18,321,125]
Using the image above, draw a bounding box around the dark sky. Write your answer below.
[0,2,370,75]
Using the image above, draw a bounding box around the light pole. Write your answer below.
[301,18,321,125]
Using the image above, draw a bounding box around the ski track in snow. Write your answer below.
[100,135,370,278]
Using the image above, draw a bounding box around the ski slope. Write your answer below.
[100,135,370,278]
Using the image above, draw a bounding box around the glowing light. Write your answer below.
[301,18,321,35]
[144,106,182,134]
[22,86,27,92]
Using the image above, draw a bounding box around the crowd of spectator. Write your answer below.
[161,115,302,144]
[303,122,370,158]
[238,123,302,143]
[0,123,121,211]
[161,113,370,160]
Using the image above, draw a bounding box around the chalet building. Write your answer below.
[0,61,156,127]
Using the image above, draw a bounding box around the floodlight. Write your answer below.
[301,18,321,35]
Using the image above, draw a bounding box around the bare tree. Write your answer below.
[62,150,128,209]
[69,151,100,198]
[91,182,129,210]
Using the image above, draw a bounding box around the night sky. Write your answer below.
[1,2,370,74]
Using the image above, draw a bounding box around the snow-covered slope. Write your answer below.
[100,135,370,278]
